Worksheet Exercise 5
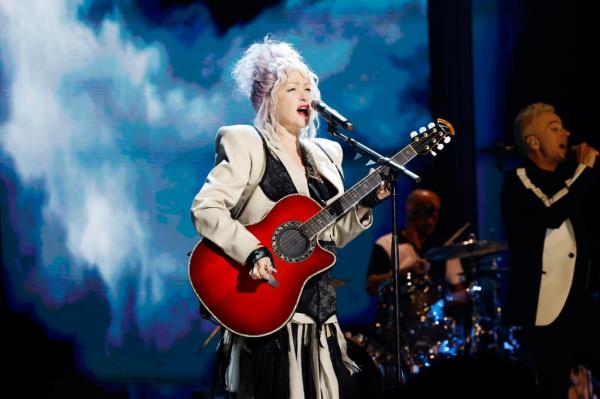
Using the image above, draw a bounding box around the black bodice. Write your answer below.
[255,130,339,327]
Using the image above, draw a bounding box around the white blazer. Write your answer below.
[191,124,372,265]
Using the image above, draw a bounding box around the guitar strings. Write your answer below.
[275,127,443,254]
[275,125,448,255]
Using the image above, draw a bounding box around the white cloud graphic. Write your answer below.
[0,0,428,361]
[0,0,221,348]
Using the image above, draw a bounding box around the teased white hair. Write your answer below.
[232,35,321,139]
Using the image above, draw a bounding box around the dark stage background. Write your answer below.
[1,0,598,397]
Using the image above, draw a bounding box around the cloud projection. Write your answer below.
[0,0,429,389]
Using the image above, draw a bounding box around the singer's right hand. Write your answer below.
[250,256,276,281]
[574,142,599,168]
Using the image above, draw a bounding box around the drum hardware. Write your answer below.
[460,267,510,277]
[466,256,491,354]
[463,250,515,355]
[365,234,521,394]
[371,275,462,377]
[425,235,512,355]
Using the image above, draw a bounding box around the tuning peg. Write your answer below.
[419,127,426,133]
[430,150,437,156]
[427,122,435,129]
[437,144,444,150]
[444,136,451,144]
[354,153,362,160]
[410,131,418,138]
[366,160,375,166]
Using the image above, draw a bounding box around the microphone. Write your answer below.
[479,142,517,157]
[569,143,599,157]
[311,100,354,131]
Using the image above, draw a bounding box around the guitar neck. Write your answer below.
[301,143,418,239]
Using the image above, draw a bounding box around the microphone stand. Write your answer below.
[326,123,421,183]
[326,122,420,390]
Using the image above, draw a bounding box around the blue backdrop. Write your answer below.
[0,0,432,396]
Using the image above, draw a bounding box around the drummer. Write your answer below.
[365,188,468,304]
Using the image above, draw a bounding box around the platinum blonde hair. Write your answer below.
[231,36,321,139]
[513,102,555,154]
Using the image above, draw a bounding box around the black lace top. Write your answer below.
[256,130,339,328]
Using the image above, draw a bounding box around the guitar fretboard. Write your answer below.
[300,144,418,238]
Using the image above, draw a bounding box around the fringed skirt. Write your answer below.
[212,314,360,399]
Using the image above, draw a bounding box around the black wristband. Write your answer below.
[244,246,274,270]
[359,187,384,208]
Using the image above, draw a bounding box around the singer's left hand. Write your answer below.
[367,168,391,200]
[376,181,391,200]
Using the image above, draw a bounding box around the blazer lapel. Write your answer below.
[305,141,344,199]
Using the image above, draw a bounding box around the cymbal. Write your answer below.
[459,267,511,278]
[424,238,508,262]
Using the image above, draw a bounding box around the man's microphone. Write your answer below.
[311,100,354,131]
[568,142,599,165]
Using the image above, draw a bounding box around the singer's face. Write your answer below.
[530,111,570,167]
[275,69,312,135]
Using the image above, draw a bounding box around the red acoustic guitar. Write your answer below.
[189,119,455,337]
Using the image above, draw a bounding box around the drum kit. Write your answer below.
[345,236,520,393]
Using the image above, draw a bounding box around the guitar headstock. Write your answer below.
[409,118,455,156]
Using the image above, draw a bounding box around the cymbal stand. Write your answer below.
[466,256,509,354]
[466,279,484,354]
[463,235,484,355]
[487,257,503,351]
[485,257,521,354]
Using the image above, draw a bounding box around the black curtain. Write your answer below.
[426,0,477,242]
[503,0,598,148]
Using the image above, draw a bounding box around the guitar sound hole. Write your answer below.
[272,222,315,262]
